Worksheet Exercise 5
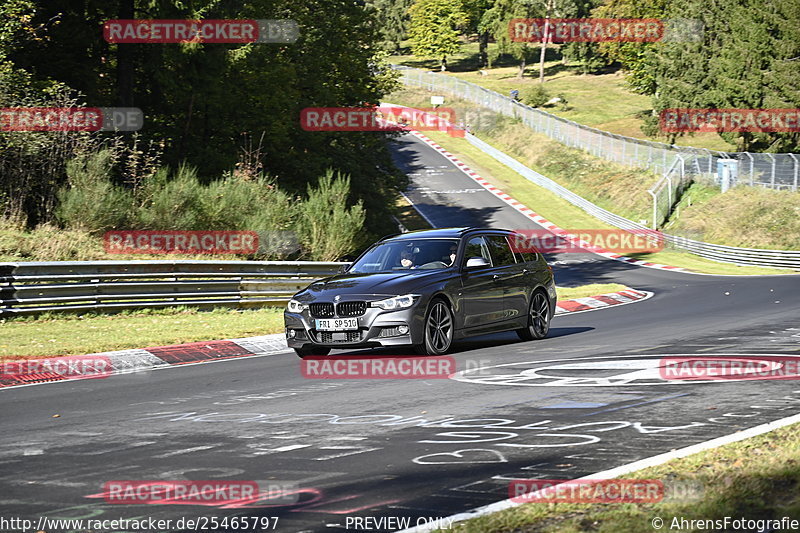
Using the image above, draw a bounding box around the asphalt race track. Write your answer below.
[1,133,799,532]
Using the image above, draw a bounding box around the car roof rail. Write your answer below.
[378,233,400,242]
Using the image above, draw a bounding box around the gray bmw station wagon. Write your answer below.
[284,227,556,357]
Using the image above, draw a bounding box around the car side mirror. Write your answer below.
[465,257,489,268]
[337,263,351,274]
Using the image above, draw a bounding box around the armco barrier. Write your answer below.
[0,260,345,316]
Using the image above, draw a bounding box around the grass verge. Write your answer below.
[0,306,285,360]
[1,284,629,361]
[442,421,800,532]
[556,284,627,301]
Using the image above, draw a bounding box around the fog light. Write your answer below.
[287,329,297,338]
[398,325,409,335]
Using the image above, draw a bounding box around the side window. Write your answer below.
[463,236,491,266]
[508,232,539,263]
[486,235,517,266]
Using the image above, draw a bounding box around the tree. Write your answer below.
[408,0,468,71]
[592,0,671,94]
[483,0,544,78]
[3,0,408,237]
[647,0,800,151]
[462,0,493,68]
[366,0,413,52]
[558,0,606,74]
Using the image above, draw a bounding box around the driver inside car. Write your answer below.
[399,249,417,269]
[444,244,457,266]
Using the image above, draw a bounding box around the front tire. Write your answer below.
[294,346,332,359]
[414,298,454,356]
[517,290,551,341]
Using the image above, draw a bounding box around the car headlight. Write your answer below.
[370,294,418,310]
[287,299,307,313]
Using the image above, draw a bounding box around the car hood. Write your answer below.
[295,270,452,301]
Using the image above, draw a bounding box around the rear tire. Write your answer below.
[516,290,551,341]
[294,346,332,359]
[414,298,454,355]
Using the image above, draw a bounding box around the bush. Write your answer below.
[52,151,365,260]
[296,170,366,261]
[135,164,205,230]
[522,85,551,108]
[55,150,134,234]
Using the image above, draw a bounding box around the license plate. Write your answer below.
[315,318,358,331]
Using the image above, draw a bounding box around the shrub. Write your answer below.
[134,164,205,230]
[51,152,364,260]
[55,150,134,234]
[296,170,366,261]
[522,85,551,108]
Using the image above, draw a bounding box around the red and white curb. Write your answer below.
[0,334,290,389]
[0,289,651,389]
[554,288,652,315]
[410,131,688,273]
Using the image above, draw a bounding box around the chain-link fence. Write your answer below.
[393,66,800,192]
[648,156,694,228]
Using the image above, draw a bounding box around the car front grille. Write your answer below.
[309,302,334,318]
[314,331,362,343]
[336,301,366,317]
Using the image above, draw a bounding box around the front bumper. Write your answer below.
[284,304,425,350]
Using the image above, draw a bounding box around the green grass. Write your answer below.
[383,96,794,275]
[389,41,737,152]
[556,284,627,300]
[665,183,800,250]
[443,421,800,532]
[0,306,285,360]
[396,195,431,231]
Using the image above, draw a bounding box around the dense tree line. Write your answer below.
[0,0,404,238]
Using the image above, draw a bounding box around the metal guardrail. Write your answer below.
[394,65,800,192]
[466,133,800,270]
[0,260,345,316]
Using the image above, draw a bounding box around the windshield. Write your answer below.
[349,239,459,273]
